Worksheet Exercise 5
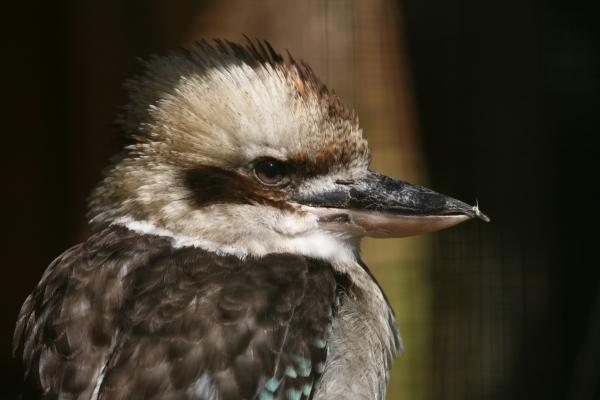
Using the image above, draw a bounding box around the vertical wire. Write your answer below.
[351,0,357,108]
[323,0,329,83]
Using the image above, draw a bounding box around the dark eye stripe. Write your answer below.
[184,166,292,209]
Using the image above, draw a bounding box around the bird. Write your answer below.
[14,39,489,400]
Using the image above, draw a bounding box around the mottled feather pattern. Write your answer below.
[14,228,171,399]
[14,226,338,400]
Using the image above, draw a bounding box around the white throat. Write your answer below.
[112,216,358,264]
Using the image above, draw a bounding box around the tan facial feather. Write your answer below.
[88,40,370,259]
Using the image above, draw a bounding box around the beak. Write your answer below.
[292,171,489,238]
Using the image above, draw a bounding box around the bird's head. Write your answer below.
[89,40,488,261]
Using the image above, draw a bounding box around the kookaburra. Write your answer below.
[14,40,488,400]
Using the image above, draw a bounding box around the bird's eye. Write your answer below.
[254,158,289,186]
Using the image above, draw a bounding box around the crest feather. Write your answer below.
[118,38,359,138]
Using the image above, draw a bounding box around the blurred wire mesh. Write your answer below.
[4,0,598,399]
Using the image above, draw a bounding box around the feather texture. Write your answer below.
[14,226,338,400]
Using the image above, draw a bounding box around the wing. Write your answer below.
[13,227,174,399]
[15,226,338,400]
[97,246,337,400]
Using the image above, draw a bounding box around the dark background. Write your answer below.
[403,0,599,398]
[1,1,598,399]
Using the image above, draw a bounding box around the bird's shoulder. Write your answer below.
[15,225,339,400]
[14,225,174,399]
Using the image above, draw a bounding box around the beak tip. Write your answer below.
[447,198,490,223]
[471,203,491,223]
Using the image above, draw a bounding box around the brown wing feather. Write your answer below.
[15,226,337,400]
[98,245,337,400]
[14,227,173,399]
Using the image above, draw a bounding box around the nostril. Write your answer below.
[335,179,355,185]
